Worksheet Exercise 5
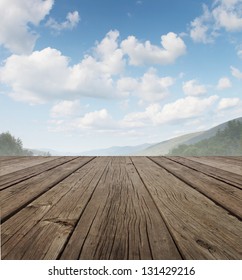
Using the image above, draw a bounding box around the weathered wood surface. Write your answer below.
[1,156,242,260]
[187,156,242,176]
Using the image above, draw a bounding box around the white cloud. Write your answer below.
[216,77,232,90]
[190,4,214,43]
[49,95,220,133]
[49,108,117,133]
[46,11,80,32]
[50,100,82,118]
[0,0,54,54]
[121,32,186,65]
[231,66,242,79]
[121,103,161,128]
[122,96,219,127]
[217,97,240,110]
[95,30,125,75]
[212,0,242,31]
[117,77,138,95]
[137,70,174,102]
[117,68,174,103]
[0,48,71,104]
[155,95,218,123]
[237,49,242,58]
[190,0,242,44]
[183,80,207,96]
[1,33,175,105]
[74,109,115,129]
[0,31,127,104]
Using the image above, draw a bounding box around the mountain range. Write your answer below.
[30,117,242,156]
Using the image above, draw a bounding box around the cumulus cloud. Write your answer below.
[74,109,115,129]
[190,4,214,43]
[49,108,117,133]
[0,47,119,103]
[49,95,219,133]
[0,31,127,104]
[121,32,186,65]
[217,97,240,110]
[0,48,71,103]
[155,95,218,123]
[190,0,242,43]
[46,11,80,32]
[50,100,82,118]
[122,96,219,127]
[183,80,207,96]
[0,0,54,54]
[212,0,242,31]
[117,68,174,103]
[0,30,180,105]
[121,103,161,128]
[138,71,173,102]
[95,30,125,75]
[231,66,242,79]
[216,77,232,90]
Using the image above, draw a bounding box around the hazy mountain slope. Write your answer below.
[185,117,242,145]
[80,143,153,156]
[168,118,242,156]
[135,131,203,156]
[25,117,242,156]
[136,117,242,156]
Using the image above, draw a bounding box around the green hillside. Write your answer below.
[168,120,242,156]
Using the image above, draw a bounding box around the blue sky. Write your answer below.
[0,0,242,153]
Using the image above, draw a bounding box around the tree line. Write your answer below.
[0,132,34,156]
[168,120,242,156]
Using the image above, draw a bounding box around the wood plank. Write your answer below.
[187,156,242,176]
[0,157,72,190]
[61,157,181,260]
[132,157,242,259]
[149,157,242,219]
[1,157,109,260]
[226,156,242,162]
[0,157,94,222]
[209,156,242,165]
[0,157,54,176]
[166,156,242,190]
[0,156,22,163]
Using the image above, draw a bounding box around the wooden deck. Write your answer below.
[1,156,242,260]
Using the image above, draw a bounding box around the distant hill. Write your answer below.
[29,149,51,156]
[135,131,203,156]
[185,117,242,145]
[168,118,242,156]
[136,117,242,156]
[27,117,242,156]
[80,143,152,156]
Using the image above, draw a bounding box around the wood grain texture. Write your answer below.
[0,157,70,190]
[1,156,241,260]
[61,157,181,260]
[186,156,242,176]
[132,157,242,260]
[0,157,94,222]
[0,156,56,176]
[149,156,242,219]
[166,156,242,190]
[1,157,108,260]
